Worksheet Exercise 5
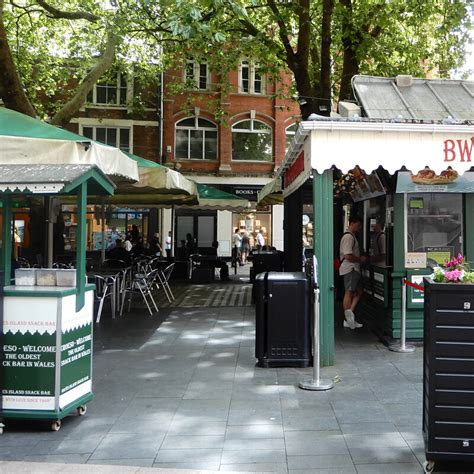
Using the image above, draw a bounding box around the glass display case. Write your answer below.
[406,193,463,266]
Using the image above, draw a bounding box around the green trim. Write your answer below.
[3,284,94,298]
[313,170,334,366]
[393,193,406,275]
[76,183,87,312]
[62,167,115,196]
[1,195,13,286]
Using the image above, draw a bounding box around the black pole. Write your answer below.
[283,187,303,272]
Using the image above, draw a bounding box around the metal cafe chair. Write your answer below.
[92,274,117,323]
[157,263,175,303]
[102,258,128,270]
[17,257,30,268]
[120,268,159,316]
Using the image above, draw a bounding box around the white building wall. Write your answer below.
[272,204,284,251]
[217,210,232,257]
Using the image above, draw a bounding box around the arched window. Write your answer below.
[232,119,272,162]
[175,117,218,160]
[285,122,298,152]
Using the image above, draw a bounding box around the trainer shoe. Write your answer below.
[344,309,356,329]
[343,320,363,329]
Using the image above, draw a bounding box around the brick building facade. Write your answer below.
[64,62,299,256]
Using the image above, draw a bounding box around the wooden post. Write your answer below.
[313,170,334,366]
[76,183,87,312]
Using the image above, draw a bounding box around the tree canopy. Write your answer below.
[0,0,163,126]
[0,0,471,124]
[157,0,471,118]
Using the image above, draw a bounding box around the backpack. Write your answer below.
[334,232,356,272]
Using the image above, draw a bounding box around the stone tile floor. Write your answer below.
[0,270,467,473]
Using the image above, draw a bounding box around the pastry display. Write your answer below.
[411,166,459,184]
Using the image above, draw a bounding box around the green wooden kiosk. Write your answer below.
[279,119,474,366]
[0,164,115,431]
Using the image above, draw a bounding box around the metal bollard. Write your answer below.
[299,287,334,391]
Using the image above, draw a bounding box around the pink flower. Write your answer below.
[444,269,463,282]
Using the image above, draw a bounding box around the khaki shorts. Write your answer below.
[343,270,361,292]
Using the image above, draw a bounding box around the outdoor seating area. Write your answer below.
[86,255,176,321]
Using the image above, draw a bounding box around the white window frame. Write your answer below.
[80,125,132,153]
[175,116,218,160]
[231,118,273,162]
[238,60,265,95]
[285,122,298,152]
[184,61,210,90]
[87,71,129,108]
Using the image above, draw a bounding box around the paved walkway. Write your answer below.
[0,270,433,473]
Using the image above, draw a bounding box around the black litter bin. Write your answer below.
[255,271,311,368]
[251,251,284,283]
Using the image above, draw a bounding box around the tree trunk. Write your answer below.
[338,43,359,103]
[51,32,117,128]
[0,7,36,117]
[338,0,360,104]
[318,0,334,116]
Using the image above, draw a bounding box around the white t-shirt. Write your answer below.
[233,233,242,248]
[165,235,172,250]
[256,232,265,247]
[123,240,132,252]
[339,232,360,276]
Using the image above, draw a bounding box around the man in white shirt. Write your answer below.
[339,216,367,330]
[256,230,265,249]
[165,230,172,258]
[123,237,132,252]
[232,228,242,264]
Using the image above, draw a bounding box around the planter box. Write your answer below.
[423,278,474,466]
[36,269,57,286]
[56,269,76,287]
[15,268,37,286]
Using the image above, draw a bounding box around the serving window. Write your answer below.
[406,193,463,266]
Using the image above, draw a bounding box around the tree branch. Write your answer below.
[35,0,100,22]
[51,31,117,127]
[0,4,37,116]
[266,0,296,70]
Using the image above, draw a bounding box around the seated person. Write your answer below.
[130,237,146,256]
[207,241,229,281]
[106,239,131,265]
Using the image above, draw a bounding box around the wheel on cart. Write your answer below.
[51,420,61,431]
[77,405,87,416]
[423,460,435,473]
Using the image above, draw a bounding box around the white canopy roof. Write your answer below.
[280,120,474,178]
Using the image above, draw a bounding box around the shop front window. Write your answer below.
[61,206,149,252]
[232,212,272,249]
[406,193,463,267]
